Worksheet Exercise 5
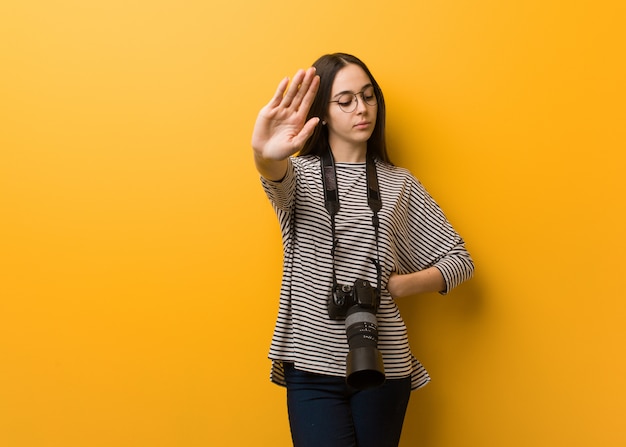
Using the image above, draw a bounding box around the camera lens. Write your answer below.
[346,307,379,348]
[345,305,385,389]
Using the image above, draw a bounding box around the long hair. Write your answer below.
[299,53,391,164]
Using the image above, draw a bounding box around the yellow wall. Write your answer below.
[1,1,624,446]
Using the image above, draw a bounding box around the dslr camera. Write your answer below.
[328,279,385,389]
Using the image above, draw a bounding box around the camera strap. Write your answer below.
[321,146,383,297]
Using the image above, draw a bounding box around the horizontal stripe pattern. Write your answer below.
[261,155,474,390]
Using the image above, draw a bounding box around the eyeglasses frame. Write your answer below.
[328,86,378,113]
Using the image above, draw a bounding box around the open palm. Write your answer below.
[252,67,320,161]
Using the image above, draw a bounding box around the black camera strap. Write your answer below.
[321,147,383,298]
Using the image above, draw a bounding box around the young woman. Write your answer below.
[251,53,474,447]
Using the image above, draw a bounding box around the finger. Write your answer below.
[291,117,320,149]
[296,72,320,113]
[292,67,317,108]
[267,76,290,109]
[281,69,306,108]
[290,67,318,111]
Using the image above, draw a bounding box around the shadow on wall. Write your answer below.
[396,277,485,445]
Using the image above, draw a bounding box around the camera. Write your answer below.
[328,279,385,389]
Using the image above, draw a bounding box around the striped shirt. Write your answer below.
[261,155,474,390]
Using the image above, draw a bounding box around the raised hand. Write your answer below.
[252,67,320,179]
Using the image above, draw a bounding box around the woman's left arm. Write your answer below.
[386,172,474,298]
[386,267,445,298]
[387,240,474,298]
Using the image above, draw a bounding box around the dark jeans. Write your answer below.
[284,362,411,447]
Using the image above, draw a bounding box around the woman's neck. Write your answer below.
[329,143,367,163]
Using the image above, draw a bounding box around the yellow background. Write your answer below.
[1,1,624,446]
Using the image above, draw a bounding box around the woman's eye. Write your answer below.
[363,87,375,100]
[338,98,353,107]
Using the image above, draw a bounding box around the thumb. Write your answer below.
[291,117,320,149]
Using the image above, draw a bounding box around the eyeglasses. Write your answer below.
[329,86,377,113]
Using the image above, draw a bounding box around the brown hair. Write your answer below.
[299,53,391,164]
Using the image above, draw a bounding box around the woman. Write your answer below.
[251,53,474,447]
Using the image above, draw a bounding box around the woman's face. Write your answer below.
[325,63,378,154]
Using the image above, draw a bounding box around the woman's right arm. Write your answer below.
[251,67,320,181]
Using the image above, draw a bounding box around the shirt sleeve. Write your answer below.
[406,176,474,294]
[260,157,296,212]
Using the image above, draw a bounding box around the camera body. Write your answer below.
[328,279,385,389]
[328,279,379,320]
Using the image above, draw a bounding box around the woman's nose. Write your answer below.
[355,95,368,113]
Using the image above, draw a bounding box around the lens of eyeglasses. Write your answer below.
[337,87,377,112]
